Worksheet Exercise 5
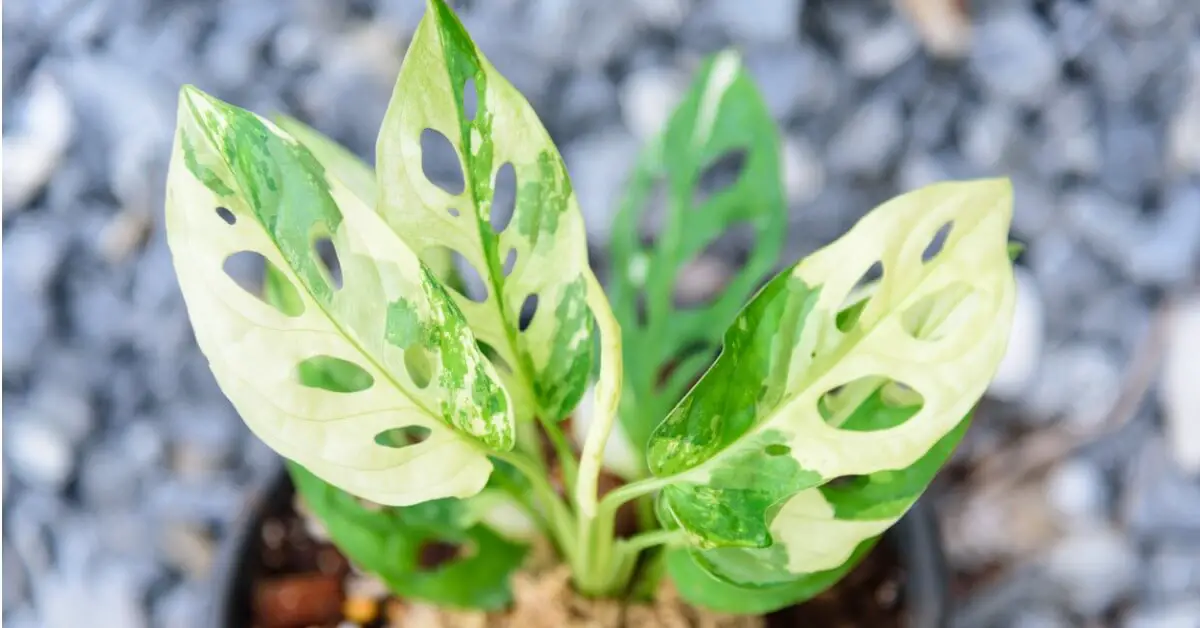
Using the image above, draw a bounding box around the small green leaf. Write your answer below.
[375,0,595,422]
[289,461,527,610]
[607,50,787,468]
[166,85,515,506]
[647,179,1017,586]
[664,537,877,614]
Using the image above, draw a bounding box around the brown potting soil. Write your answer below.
[246,485,910,628]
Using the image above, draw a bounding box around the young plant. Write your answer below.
[165,0,1016,615]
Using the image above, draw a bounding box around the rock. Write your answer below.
[1123,436,1200,539]
[826,96,904,178]
[5,492,61,581]
[1168,52,1200,175]
[619,66,687,141]
[896,0,972,58]
[970,11,1059,106]
[743,45,816,120]
[1125,185,1200,287]
[1099,110,1164,203]
[558,70,619,132]
[3,70,75,213]
[1024,341,1122,430]
[959,102,1018,169]
[152,583,207,628]
[1009,605,1073,628]
[1040,87,1102,177]
[1027,230,1116,320]
[1144,540,1200,602]
[1123,599,1200,628]
[1044,457,1110,522]
[149,478,245,525]
[4,420,77,491]
[562,130,638,243]
[709,0,800,44]
[159,522,216,580]
[20,380,96,446]
[1062,189,1142,278]
[38,560,150,628]
[1162,292,1200,472]
[4,541,28,613]
[631,0,688,29]
[3,216,70,295]
[781,136,824,205]
[2,280,51,377]
[987,267,1044,402]
[845,17,920,79]
[1043,524,1139,617]
[78,443,142,510]
[1096,0,1175,31]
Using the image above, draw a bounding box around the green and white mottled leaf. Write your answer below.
[376,0,594,423]
[289,461,528,610]
[607,50,787,468]
[274,114,460,291]
[165,86,515,506]
[648,179,1016,587]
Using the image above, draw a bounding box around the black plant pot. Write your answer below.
[208,459,950,627]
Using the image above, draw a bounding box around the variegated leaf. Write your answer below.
[607,50,787,470]
[165,86,514,506]
[376,0,594,422]
[649,179,1016,586]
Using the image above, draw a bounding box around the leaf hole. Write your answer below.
[518,294,539,332]
[921,221,954,263]
[817,376,925,432]
[490,162,516,234]
[418,540,465,570]
[836,261,883,332]
[692,148,748,209]
[463,77,479,121]
[637,178,669,245]
[296,356,374,393]
[673,223,753,309]
[215,206,236,225]
[901,282,978,342]
[223,252,304,317]
[502,248,518,277]
[448,250,488,303]
[447,207,460,218]
[374,425,432,448]
[420,128,465,196]
[764,443,791,457]
[313,236,343,290]
[404,345,434,389]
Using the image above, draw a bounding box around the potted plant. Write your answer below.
[165,1,1018,626]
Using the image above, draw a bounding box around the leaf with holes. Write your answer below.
[375,0,595,423]
[165,85,515,506]
[646,179,1016,590]
[289,461,528,609]
[605,50,787,473]
[274,115,461,291]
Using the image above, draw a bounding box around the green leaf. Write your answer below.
[647,179,1017,587]
[664,536,877,614]
[166,85,515,506]
[273,115,461,292]
[289,461,527,610]
[606,50,787,469]
[375,0,595,422]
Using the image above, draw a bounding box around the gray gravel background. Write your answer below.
[4,0,1200,626]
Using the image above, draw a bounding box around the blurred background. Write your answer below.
[3,0,1200,626]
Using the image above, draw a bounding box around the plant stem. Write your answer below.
[492,450,577,563]
[617,528,686,555]
[575,269,623,518]
[539,415,579,493]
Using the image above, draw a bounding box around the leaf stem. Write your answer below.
[491,450,577,562]
[575,269,623,518]
[617,528,686,556]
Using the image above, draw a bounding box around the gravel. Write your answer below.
[4,0,1200,625]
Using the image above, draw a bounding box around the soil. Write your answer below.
[244,482,911,628]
